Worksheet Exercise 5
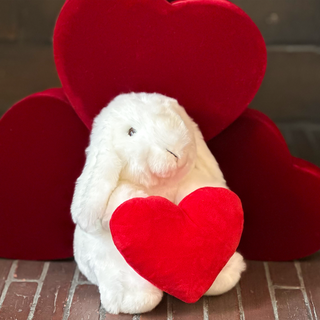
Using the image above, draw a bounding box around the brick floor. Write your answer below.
[0,122,319,320]
[1,257,320,320]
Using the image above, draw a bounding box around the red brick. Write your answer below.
[208,288,240,320]
[240,261,274,320]
[32,261,76,320]
[68,284,100,320]
[275,289,310,320]
[0,282,37,320]
[268,261,300,287]
[140,294,167,320]
[172,296,203,320]
[0,259,13,295]
[14,260,44,280]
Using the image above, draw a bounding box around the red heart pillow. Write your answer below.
[54,0,266,140]
[208,109,320,261]
[110,187,244,303]
[0,89,89,260]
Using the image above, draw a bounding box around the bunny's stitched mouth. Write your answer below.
[166,149,179,160]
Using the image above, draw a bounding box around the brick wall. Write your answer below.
[0,0,319,121]
[232,0,320,122]
[0,0,64,116]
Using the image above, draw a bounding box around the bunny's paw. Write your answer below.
[205,252,246,296]
[101,286,163,315]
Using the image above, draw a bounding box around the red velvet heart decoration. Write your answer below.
[54,0,266,140]
[110,187,244,303]
[207,109,320,261]
[0,89,89,260]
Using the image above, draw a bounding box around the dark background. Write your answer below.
[0,0,319,121]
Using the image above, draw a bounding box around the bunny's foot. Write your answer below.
[100,285,163,315]
[205,252,246,296]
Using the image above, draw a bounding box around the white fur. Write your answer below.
[71,93,245,314]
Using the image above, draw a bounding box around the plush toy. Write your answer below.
[71,92,244,314]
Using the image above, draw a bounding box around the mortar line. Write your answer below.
[27,262,50,320]
[203,296,209,320]
[309,292,319,320]
[267,45,320,54]
[9,279,40,283]
[273,285,301,290]
[62,267,80,320]
[0,260,18,310]
[264,262,279,320]
[99,303,107,320]
[236,283,245,320]
[167,295,173,320]
[77,280,93,286]
[294,261,314,320]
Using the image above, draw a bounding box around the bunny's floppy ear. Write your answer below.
[71,107,122,233]
[172,101,228,204]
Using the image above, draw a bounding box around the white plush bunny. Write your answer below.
[71,93,246,314]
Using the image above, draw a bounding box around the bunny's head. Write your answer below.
[71,93,203,232]
[99,93,197,187]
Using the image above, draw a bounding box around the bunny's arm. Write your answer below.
[102,182,149,230]
[71,145,122,232]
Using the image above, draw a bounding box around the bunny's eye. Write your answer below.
[128,127,136,136]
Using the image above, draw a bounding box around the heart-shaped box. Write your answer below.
[54,0,267,140]
[208,109,320,261]
[0,89,89,260]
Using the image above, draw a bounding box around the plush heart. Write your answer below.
[110,187,244,303]
[207,109,320,261]
[0,89,89,260]
[54,0,266,140]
